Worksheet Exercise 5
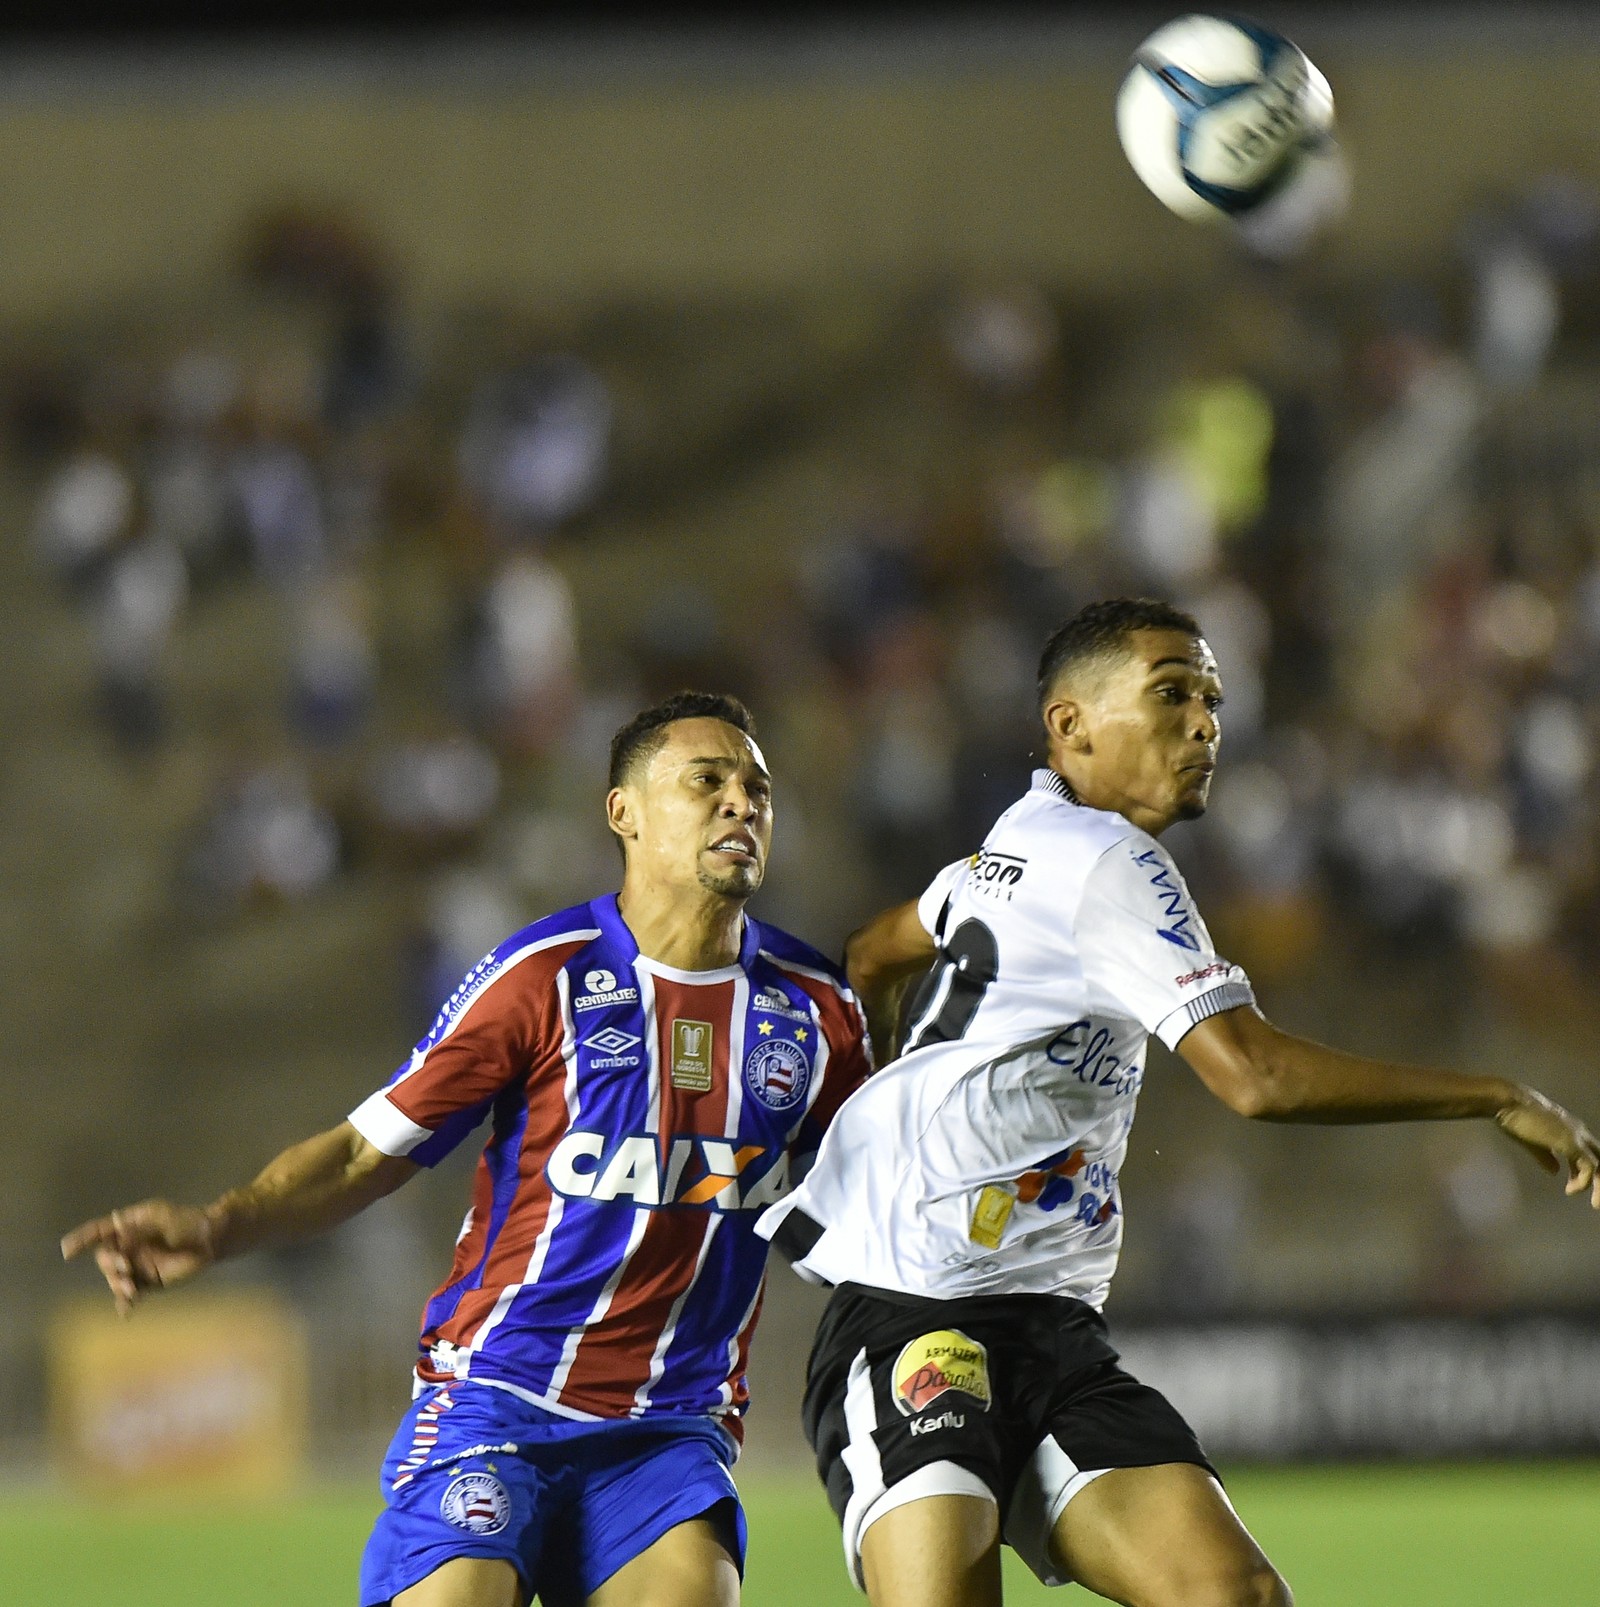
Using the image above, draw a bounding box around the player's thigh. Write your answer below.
[1051,1462,1289,1607]
[859,1493,1003,1607]
[584,1515,739,1607]
[394,1556,524,1607]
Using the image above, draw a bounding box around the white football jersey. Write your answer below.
[757,769,1254,1307]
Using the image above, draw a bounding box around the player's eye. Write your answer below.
[1205,694,1225,713]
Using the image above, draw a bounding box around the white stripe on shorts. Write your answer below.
[1004,1433,1113,1587]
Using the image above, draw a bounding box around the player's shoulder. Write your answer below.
[996,776,1146,871]
[459,901,608,1002]
[493,900,608,964]
[750,918,848,990]
[749,919,861,1019]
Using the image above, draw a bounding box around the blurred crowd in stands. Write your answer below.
[15,182,1600,1314]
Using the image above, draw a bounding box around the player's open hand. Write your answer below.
[60,1200,218,1315]
[1495,1089,1600,1207]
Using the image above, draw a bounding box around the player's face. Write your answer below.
[618,718,773,900]
[1065,629,1223,832]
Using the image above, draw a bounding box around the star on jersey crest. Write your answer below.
[795,1027,809,1043]
[756,1020,774,1036]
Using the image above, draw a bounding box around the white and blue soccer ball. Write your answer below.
[1116,14,1335,223]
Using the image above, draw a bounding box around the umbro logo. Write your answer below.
[586,1027,641,1056]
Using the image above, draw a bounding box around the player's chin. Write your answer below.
[1173,776,1212,819]
[697,860,763,899]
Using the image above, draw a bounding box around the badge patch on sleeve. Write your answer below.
[671,1019,714,1091]
[892,1329,993,1416]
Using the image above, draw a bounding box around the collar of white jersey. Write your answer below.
[1031,767,1082,805]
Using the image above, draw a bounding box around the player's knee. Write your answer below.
[1163,1560,1290,1607]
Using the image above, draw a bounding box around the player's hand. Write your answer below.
[1495,1089,1600,1207]
[60,1200,219,1315]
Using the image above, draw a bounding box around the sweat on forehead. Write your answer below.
[1035,597,1202,708]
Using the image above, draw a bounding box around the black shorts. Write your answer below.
[803,1283,1214,1586]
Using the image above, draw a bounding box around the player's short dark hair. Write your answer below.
[1036,597,1201,709]
[607,691,757,789]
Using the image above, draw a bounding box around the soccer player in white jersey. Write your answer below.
[758,598,1600,1607]
[63,692,871,1607]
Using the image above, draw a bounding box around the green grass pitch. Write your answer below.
[2,1464,1597,1605]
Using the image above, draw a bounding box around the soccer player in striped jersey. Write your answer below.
[62,691,872,1607]
[759,599,1600,1607]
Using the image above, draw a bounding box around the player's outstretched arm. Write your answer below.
[60,1121,417,1315]
[844,898,937,1062]
[1180,1005,1600,1207]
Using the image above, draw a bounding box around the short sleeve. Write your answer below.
[916,859,968,938]
[348,946,552,1166]
[1076,837,1254,1050]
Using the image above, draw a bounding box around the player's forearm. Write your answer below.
[844,901,936,1061]
[1183,1009,1521,1125]
[205,1122,413,1260]
[1247,1033,1518,1124]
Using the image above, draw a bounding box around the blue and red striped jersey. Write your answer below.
[348,894,871,1438]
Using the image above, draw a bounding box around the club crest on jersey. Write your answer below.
[892,1329,992,1417]
[744,1036,811,1112]
[574,966,640,1011]
[440,1471,511,1535]
[671,1019,714,1092]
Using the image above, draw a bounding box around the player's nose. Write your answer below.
[719,783,759,820]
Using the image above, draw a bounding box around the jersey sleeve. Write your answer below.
[347,946,556,1168]
[916,859,968,938]
[1075,837,1255,1050]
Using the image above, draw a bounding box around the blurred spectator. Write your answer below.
[93,539,187,754]
[230,430,328,589]
[34,446,134,592]
[942,284,1058,396]
[366,732,501,852]
[290,577,377,747]
[457,356,611,539]
[461,553,580,755]
[188,759,341,907]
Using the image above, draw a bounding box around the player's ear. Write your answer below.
[606,786,639,844]
[1043,695,1090,754]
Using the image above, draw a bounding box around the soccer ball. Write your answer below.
[1115,14,1335,223]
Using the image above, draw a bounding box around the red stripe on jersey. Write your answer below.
[389,936,587,1132]
[553,973,735,1409]
[555,1210,716,1411]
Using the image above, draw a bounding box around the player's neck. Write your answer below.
[1047,757,1174,837]
[616,881,747,971]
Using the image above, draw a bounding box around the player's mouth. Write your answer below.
[709,831,759,865]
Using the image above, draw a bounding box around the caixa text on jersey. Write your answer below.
[545,1131,792,1213]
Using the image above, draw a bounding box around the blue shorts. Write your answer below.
[359,1381,746,1606]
